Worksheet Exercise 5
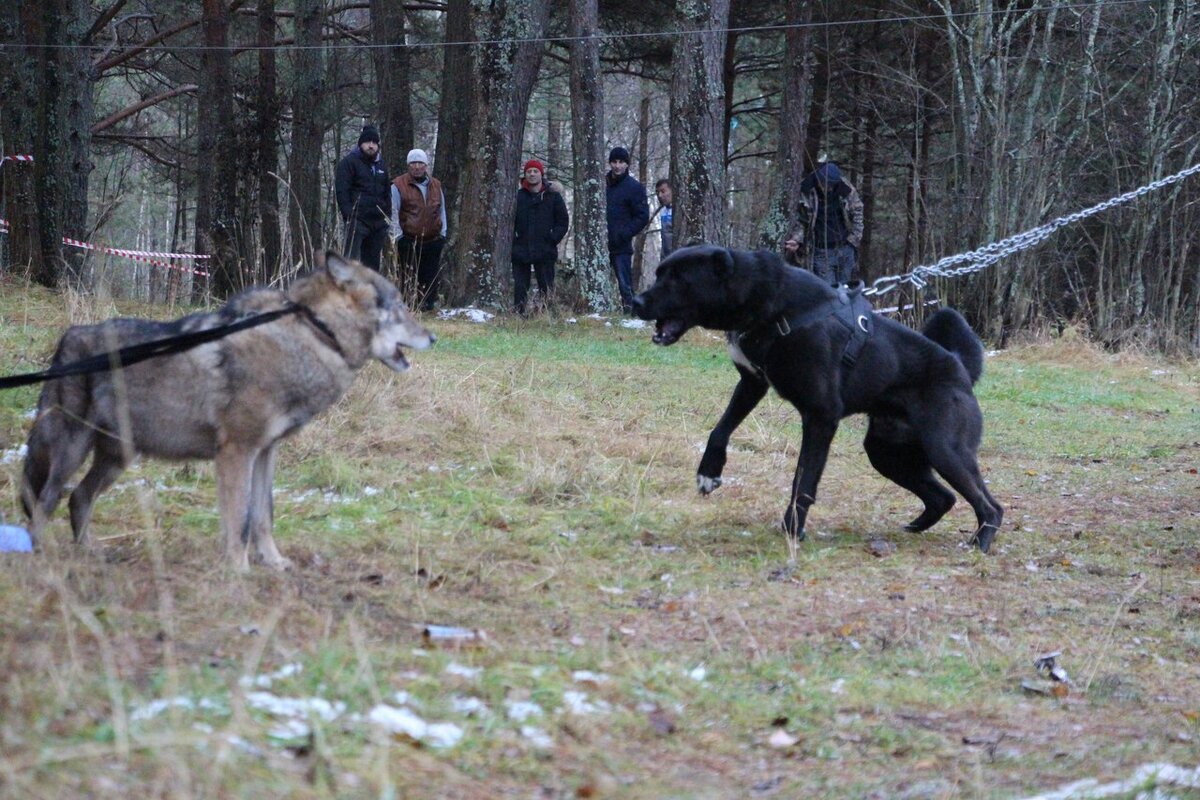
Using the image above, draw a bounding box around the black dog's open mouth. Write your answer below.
[653,319,689,346]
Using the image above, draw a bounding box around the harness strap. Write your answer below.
[733,283,875,374]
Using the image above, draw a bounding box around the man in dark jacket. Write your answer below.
[334,125,391,271]
[784,161,864,285]
[605,146,650,313]
[512,159,569,315]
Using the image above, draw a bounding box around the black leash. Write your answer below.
[0,303,333,391]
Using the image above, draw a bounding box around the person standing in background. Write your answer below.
[511,159,569,316]
[391,148,447,311]
[334,125,391,271]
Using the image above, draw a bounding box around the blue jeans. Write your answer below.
[610,252,634,311]
[811,243,857,286]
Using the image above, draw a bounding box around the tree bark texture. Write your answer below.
[449,0,548,306]
[256,0,282,283]
[287,0,326,270]
[567,0,610,311]
[371,0,414,159]
[669,0,731,247]
[435,0,474,297]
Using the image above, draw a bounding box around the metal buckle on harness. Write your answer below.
[774,317,791,336]
[857,314,870,333]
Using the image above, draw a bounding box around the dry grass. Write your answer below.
[1,280,1199,798]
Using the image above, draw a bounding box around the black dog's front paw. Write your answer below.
[781,507,807,542]
[696,474,723,495]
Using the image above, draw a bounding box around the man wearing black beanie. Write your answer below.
[334,124,391,270]
[604,146,649,313]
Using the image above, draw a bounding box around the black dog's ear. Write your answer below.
[716,247,736,274]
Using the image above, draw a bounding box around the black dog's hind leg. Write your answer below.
[863,420,955,532]
[921,437,1003,553]
[781,413,839,541]
[697,368,768,494]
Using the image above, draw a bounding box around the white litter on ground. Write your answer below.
[1021,763,1200,799]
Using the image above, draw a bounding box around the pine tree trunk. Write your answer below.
[669,0,730,246]
[758,1,811,251]
[450,0,548,306]
[287,0,325,269]
[0,3,44,281]
[435,0,473,298]
[568,0,609,311]
[371,0,414,157]
[257,0,282,282]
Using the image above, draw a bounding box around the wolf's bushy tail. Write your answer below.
[922,309,984,384]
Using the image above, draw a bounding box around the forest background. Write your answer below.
[2,0,1199,352]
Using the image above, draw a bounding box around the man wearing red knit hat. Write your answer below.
[511,159,569,315]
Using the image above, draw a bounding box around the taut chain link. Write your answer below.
[863,161,1200,297]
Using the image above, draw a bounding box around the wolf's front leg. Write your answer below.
[697,370,768,494]
[216,446,256,572]
[249,444,292,571]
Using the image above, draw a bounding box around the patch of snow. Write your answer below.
[1,444,27,465]
[438,307,494,323]
[366,704,463,748]
[688,665,707,682]
[445,662,482,680]
[521,725,554,749]
[562,690,610,715]
[130,696,223,722]
[450,695,490,716]
[239,663,302,689]
[243,691,344,723]
[1021,763,1200,800]
[572,670,609,684]
[619,318,647,329]
[504,699,543,722]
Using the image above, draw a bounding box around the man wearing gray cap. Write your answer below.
[391,148,447,311]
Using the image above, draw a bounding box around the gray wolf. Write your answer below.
[631,245,1003,552]
[21,251,435,570]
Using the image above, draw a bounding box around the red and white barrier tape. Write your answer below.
[0,154,35,164]
[0,219,210,277]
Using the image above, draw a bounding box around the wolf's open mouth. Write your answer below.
[391,345,411,370]
[653,319,688,346]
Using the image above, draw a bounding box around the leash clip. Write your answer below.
[774,317,791,336]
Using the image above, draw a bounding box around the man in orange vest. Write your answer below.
[390,149,447,311]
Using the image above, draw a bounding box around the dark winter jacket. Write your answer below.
[512,182,570,264]
[796,172,864,250]
[335,147,391,228]
[605,171,650,255]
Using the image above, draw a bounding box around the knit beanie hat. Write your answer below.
[523,159,545,174]
[358,125,380,146]
[816,161,841,184]
[608,146,630,163]
[407,149,429,164]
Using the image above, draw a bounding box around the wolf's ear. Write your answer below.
[324,250,357,284]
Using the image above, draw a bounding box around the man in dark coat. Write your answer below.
[334,125,391,271]
[605,146,650,313]
[512,159,569,315]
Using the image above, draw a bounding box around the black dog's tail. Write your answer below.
[922,309,984,384]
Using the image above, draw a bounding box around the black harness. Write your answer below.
[0,302,343,391]
[729,283,875,379]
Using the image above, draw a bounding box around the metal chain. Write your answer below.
[863,161,1200,297]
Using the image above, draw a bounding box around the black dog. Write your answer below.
[631,245,1003,552]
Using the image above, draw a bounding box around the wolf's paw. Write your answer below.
[262,555,295,572]
[696,474,722,495]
